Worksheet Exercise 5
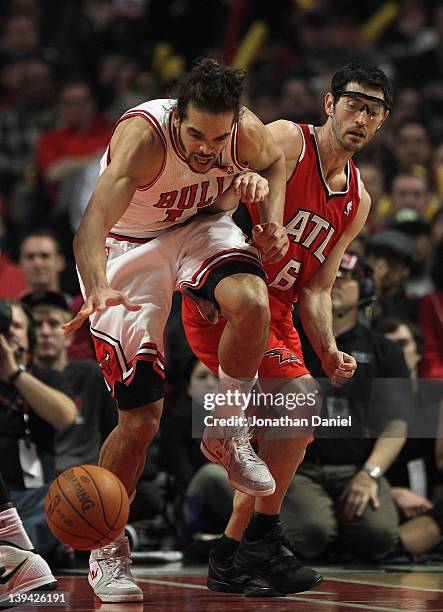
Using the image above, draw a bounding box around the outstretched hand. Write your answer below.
[62,287,141,334]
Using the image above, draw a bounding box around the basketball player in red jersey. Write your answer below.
[182,63,393,596]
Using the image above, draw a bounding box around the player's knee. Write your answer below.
[217,275,270,331]
[118,405,161,446]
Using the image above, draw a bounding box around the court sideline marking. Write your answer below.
[328,575,443,594]
[138,577,406,612]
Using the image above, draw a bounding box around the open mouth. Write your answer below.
[347,130,365,139]
[194,155,214,165]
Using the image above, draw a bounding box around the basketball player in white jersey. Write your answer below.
[63,58,288,602]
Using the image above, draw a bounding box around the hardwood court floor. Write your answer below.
[3,563,443,611]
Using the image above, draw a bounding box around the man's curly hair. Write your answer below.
[175,58,245,123]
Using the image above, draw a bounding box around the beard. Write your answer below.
[332,116,367,153]
[177,125,216,174]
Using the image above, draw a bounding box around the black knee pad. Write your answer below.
[114,360,164,409]
[189,260,266,310]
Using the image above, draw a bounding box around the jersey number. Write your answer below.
[268,258,301,291]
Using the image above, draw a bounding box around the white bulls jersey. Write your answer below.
[100,99,248,239]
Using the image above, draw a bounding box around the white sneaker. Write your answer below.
[0,543,57,603]
[201,430,276,496]
[88,537,143,602]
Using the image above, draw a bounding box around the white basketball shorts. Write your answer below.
[80,212,264,408]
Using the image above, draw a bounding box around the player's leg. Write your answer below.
[86,236,173,603]
[179,213,275,497]
[213,383,321,596]
[0,473,56,603]
[209,324,322,595]
[98,400,163,501]
[214,273,269,379]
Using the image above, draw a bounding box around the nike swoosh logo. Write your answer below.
[0,560,27,584]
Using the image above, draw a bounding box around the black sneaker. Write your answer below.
[234,523,323,595]
[207,550,277,597]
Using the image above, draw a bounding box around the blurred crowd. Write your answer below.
[1,0,443,567]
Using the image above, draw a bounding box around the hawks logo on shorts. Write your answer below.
[265,348,303,365]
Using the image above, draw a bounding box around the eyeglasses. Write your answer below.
[335,90,389,121]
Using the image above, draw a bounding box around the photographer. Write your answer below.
[0,299,76,557]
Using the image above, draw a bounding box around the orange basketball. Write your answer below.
[44,465,129,550]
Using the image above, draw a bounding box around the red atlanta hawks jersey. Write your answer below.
[100,99,248,239]
[247,123,361,307]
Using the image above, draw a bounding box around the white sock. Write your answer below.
[218,366,258,397]
[212,366,258,433]
[0,507,33,550]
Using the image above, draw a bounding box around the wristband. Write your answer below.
[8,365,26,385]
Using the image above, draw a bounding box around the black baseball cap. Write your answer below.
[365,230,414,265]
[21,290,70,312]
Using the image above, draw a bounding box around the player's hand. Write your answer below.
[62,287,141,335]
[340,470,380,520]
[391,487,433,519]
[233,171,269,203]
[252,222,289,263]
[321,348,356,383]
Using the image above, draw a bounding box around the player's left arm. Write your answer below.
[298,185,371,380]
[237,108,288,263]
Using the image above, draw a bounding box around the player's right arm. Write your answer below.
[63,118,165,334]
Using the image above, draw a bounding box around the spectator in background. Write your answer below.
[279,78,321,125]
[389,208,433,299]
[365,229,416,322]
[281,253,411,563]
[19,229,66,295]
[0,12,41,62]
[161,356,209,499]
[19,229,93,360]
[431,206,443,246]
[36,78,110,208]
[389,173,429,216]
[391,120,432,179]
[22,290,117,471]
[389,87,423,125]
[358,162,387,232]
[0,200,26,298]
[0,57,56,222]
[431,142,443,201]
[375,317,442,507]
[418,240,443,379]
[378,0,433,62]
[0,299,76,556]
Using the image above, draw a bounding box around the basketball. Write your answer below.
[44,465,129,551]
